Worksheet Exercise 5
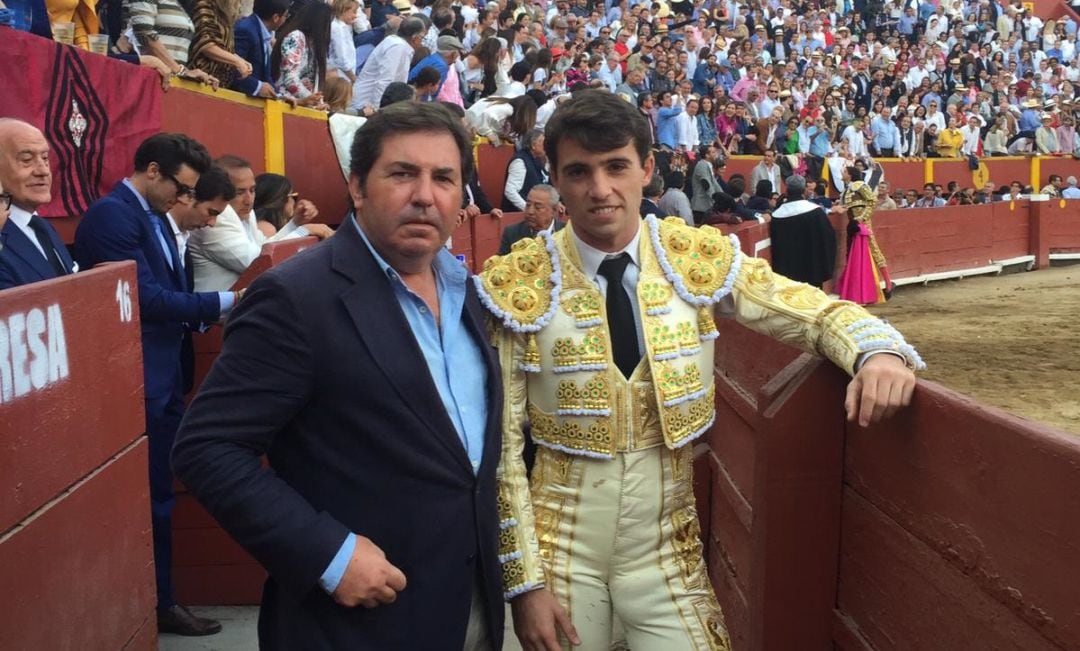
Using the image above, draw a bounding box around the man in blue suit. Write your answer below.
[231,0,292,98]
[75,134,236,637]
[173,103,505,649]
[0,119,78,290]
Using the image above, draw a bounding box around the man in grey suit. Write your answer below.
[498,184,566,254]
[690,144,723,224]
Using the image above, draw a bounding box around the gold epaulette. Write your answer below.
[646,215,744,307]
[473,231,562,371]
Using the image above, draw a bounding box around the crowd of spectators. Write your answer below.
[6,0,1080,218]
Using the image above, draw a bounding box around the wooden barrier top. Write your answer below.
[230,236,319,291]
[0,262,144,533]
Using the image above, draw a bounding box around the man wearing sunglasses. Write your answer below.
[0,119,78,290]
[75,133,237,638]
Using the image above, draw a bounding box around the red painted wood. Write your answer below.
[990,200,1033,260]
[877,160,924,194]
[0,263,144,533]
[121,613,157,650]
[162,89,265,175]
[470,211,525,272]
[174,564,267,606]
[0,440,155,651]
[282,114,350,226]
[475,144,516,209]
[449,218,474,271]
[841,380,1080,649]
[983,158,1032,192]
[836,489,1060,651]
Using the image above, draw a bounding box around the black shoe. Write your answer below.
[158,605,223,636]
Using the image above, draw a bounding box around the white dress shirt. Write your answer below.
[186,204,308,291]
[351,34,413,109]
[570,223,645,355]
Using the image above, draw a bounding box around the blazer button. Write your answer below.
[466,553,476,563]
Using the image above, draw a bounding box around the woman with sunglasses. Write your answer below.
[253,173,320,238]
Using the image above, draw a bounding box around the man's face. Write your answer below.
[227,166,257,217]
[764,150,776,166]
[348,131,462,267]
[0,123,53,212]
[924,185,936,198]
[530,134,546,160]
[173,196,228,231]
[550,138,653,252]
[523,187,556,231]
[146,162,198,214]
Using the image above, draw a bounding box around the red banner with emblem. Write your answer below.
[0,29,163,219]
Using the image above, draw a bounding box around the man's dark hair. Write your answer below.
[380,81,415,107]
[398,16,427,40]
[663,170,684,191]
[727,176,746,197]
[253,0,291,20]
[544,90,652,173]
[350,102,473,189]
[1049,174,1062,184]
[431,7,454,29]
[194,166,237,202]
[510,60,532,83]
[134,133,212,176]
[644,174,664,198]
[439,100,466,119]
[412,66,442,89]
[215,154,251,171]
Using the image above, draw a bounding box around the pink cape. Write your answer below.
[837,223,886,305]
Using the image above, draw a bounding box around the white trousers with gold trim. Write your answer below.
[530,444,731,651]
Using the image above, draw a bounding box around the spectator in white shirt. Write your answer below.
[959,115,983,157]
[351,16,425,111]
[329,0,360,82]
[187,156,332,291]
[675,97,701,153]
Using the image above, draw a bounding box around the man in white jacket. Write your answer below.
[187,155,332,291]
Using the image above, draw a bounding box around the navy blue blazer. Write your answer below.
[74,182,221,399]
[172,220,505,650]
[231,14,273,96]
[0,215,76,290]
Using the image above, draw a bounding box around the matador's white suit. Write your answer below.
[475,216,924,650]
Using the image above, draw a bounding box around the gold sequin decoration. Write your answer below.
[777,283,831,312]
[523,333,541,368]
[676,321,699,350]
[528,404,614,456]
[478,236,555,327]
[640,280,674,312]
[658,218,736,299]
[561,291,603,327]
[697,305,718,339]
[663,385,716,446]
[550,328,607,370]
[556,374,611,412]
[656,363,705,405]
[647,319,679,358]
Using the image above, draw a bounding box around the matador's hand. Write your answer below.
[845,354,916,427]
[511,588,581,651]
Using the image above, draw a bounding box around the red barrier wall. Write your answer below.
[162,88,266,176]
[0,263,155,650]
[701,316,1080,650]
[282,114,350,224]
[834,381,1080,650]
[476,144,517,211]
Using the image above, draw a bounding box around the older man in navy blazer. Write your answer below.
[173,103,504,649]
[231,0,292,98]
[0,119,78,290]
[75,134,235,637]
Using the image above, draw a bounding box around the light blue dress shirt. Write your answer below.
[319,217,490,594]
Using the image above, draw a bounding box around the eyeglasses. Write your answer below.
[287,191,300,201]
[165,173,197,199]
[0,192,11,210]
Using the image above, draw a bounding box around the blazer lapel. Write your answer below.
[1,221,54,280]
[332,220,475,475]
